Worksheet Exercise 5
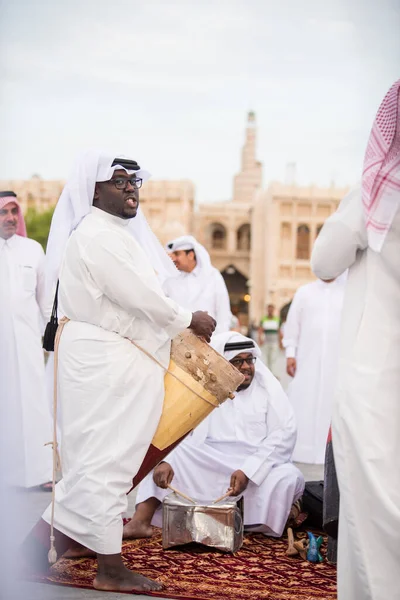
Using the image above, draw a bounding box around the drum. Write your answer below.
[162,493,244,553]
[130,330,244,491]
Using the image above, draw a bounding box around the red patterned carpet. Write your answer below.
[30,529,337,599]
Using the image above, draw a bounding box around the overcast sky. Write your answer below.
[0,0,399,203]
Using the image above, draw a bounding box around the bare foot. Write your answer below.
[63,544,96,559]
[21,519,74,574]
[123,519,153,539]
[94,565,162,593]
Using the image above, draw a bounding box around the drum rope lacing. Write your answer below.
[46,318,221,564]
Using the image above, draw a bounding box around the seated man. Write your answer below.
[124,332,305,539]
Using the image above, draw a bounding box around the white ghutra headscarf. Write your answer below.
[165,235,213,274]
[211,331,282,403]
[45,149,178,294]
[189,331,294,446]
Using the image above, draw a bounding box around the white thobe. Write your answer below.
[42,207,191,554]
[163,265,231,334]
[0,235,52,487]
[311,189,400,600]
[283,277,346,464]
[136,374,304,537]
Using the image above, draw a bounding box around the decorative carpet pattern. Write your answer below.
[31,530,337,599]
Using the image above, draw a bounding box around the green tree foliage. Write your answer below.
[25,207,55,250]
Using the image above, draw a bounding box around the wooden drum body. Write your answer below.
[130,330,244,491]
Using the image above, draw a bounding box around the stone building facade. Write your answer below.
[194,112,260,322]
[194,113,349,325]
[139,180,195,245]
[250,182,348,324]
[0,113,350,326]
[0,176,65,213]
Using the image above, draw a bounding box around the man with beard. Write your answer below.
[22,151,215,594]
[164,235,232,335]
[124,332,304,540]
[0,191,53,491]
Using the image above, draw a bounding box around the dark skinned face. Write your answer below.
[93,169,139,219]
[230,352,255,391]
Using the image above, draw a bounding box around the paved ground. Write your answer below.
[7,462,323,600]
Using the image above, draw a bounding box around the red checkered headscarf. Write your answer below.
[0,192,27,237]
[362,80,400,252]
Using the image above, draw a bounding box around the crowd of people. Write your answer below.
[1,79,398,599]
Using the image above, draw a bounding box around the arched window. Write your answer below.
[296,224,310,259]
[316,224,324,238]
[209,223,227,250]
[236,224,251,251]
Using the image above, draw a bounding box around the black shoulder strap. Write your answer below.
[51,280,59,320]
[42,281,59,352]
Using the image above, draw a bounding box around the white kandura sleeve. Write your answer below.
[311,186,368,281]
[162,277,174,300]
[214,270,232,333]
[240,384,297,486]
[282,289,303,359]
[35,244,51,330]
[83,231,192,338]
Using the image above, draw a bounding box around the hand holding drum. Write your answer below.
[129,330,244,492]
[189,311,216,343]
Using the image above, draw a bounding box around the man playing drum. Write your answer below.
[22,150,216,594]
[124,332,305,539]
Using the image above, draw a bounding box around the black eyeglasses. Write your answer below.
[230,357,257,368]
[106,176,143,190]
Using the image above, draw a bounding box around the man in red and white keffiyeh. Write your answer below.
[311,81,400,600]
[0,191,27,238]
[362,79,400,252]
[0,191,53,493]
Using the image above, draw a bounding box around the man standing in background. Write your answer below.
[22,152,216,594]
[124,332,304,541]
[0,191,53,490]
[311,80,400,600]
[258,303,280,371]
[164,235,232,334]
[283,275,346,464]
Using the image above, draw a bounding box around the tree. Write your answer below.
[25,207,55,250]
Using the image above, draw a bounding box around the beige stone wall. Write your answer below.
[0,177,65,213]
[194,202,251,278]
[0,176,195,245]
[1,116,352,329]
[138,179,195,245]
[250,182,349,323]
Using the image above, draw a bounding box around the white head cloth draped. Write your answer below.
[165,235,212,273]
[362,79,400,252]
[211,331,284,405]
[45,149,178,292]
[187,331,294,447]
